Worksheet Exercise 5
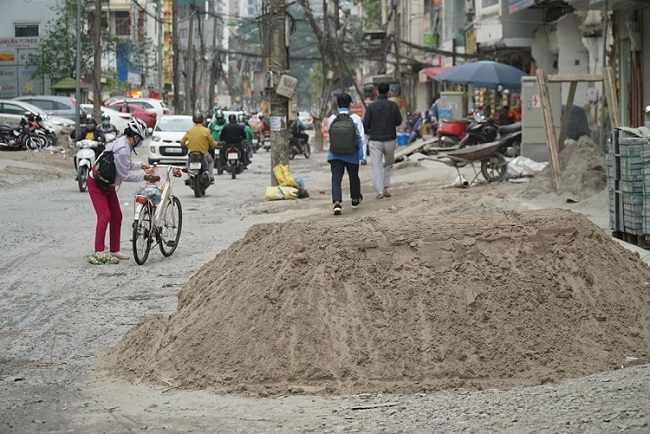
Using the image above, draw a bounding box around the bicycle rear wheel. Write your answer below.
[132,203,153,265]
[158,196,182,257]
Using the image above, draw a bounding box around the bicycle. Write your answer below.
[132,165,183,265]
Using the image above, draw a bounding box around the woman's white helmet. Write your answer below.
[127,117,149,139]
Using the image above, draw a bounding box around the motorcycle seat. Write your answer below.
[498,122,521,136]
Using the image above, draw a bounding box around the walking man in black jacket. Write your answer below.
[363,82,403,199]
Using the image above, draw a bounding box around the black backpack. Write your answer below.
[92,150,117,190]
[329,113,358,154]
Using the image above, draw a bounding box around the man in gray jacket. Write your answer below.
[362,82,403,199]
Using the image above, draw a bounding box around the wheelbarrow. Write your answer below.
[418,140,508,187]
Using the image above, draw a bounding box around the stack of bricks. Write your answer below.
[607,129,650,246]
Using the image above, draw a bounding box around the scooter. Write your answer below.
[0,123,24,150]
[289,136,311,160]
[457,112,499,149]
[251,133,261,152]
[184,151,211,198]
[75,139,102,192]
[263,130,271,152]
[224,145,243,179]
[437,118,468,147]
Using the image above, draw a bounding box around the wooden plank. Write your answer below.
[536,68,562,190]
[547,73,603,83]
[603,66,620,128]
[557,81,577,149]
[394,136,438,162]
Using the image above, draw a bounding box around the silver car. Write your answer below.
[13,95,86,122]
[0,99,75,136]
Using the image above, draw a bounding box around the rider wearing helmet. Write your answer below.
[87,116,157,261]
[237,114,254,165]
[71,116,106,173]
[208,109,227,142]
[180,112,218,181]
[219,113,248,169]
[98,114,119,137]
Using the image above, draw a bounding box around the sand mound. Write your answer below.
[97,209,650,395]
[520,136,607,200]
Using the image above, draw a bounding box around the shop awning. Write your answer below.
[418,67,450,84]
[508,0,535,13]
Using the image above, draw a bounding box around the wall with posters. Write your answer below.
[0,37,49,98]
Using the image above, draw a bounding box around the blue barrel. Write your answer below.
[397,133,409,146]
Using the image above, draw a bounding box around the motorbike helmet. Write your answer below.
[237,114,245,123]
[214,109,225,120]
[86,116,97,130]
[192,112,204,124]
[126,117,149,143]
[228,114,237,123]
[101,114,111,125]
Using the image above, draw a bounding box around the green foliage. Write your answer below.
[360,0,382,27]
[27,1,94,80]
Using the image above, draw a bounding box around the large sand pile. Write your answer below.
[97,209,650,394]
[520,136,607,200]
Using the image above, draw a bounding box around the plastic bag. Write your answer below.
[272,164,299,188]
[265,186,299,200]
[137,185,163,205]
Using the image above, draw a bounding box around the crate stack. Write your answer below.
[607,129,650,247]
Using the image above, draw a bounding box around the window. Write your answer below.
[15,24,39,37]
[31,99,55,110]
[2,103,27,115]
[115,11,130,36]
[482,0,499,7]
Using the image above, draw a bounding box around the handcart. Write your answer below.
[419,141,507,187]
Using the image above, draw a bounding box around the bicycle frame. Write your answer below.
[133,165,180,226]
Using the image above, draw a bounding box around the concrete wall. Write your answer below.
[556,14,591,109]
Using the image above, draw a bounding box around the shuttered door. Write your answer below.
[643,9,650,106]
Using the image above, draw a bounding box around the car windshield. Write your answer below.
[156,117,193,132]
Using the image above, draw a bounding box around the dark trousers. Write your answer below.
[329,159,361,203]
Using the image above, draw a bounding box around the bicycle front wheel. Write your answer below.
[132,203,153,265]
[158,196,182,257]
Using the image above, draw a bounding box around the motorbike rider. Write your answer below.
[208,109,227,143]
[98,114,119,138]
[219,113,248,169]
[291,112,309,146]
[70,116,106,174]
[180,113,217,182]
[238,114,254,164]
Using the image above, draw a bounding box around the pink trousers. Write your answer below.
[87,176,123,253]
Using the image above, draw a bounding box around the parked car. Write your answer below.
[105,97,168,120]
[13,95,86,122]
[147,115,194,165]
[80,104,130,133]
[0,99,75,136]
[106,102,157,129]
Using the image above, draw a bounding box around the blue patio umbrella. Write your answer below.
[434,61,528,90]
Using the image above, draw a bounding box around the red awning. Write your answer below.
[418,67,450,83]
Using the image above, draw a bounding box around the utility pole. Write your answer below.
[208,7,218,111]
[75,0,81,139]
[185,5,194,115]
[172,0,180,113]
[268,0,289,184]
[93,0,102,120]
[157,0,163,98]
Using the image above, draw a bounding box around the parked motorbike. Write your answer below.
[437,118,468,147]
[224,145,243,179]
[17,117,48,150]
[457,112,499,149]
[184,151,211,198]
[31,113,58,147]
[0,123,24,150]
[289,136,311,160]
[75,139,102,192]
[263,130,271,152]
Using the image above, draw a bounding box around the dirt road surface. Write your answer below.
[0,145,648,433]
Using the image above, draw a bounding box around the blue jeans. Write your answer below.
[329,159,361,203]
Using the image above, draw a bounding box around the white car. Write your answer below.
[147,115,194,165]
[81,104,131,133]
